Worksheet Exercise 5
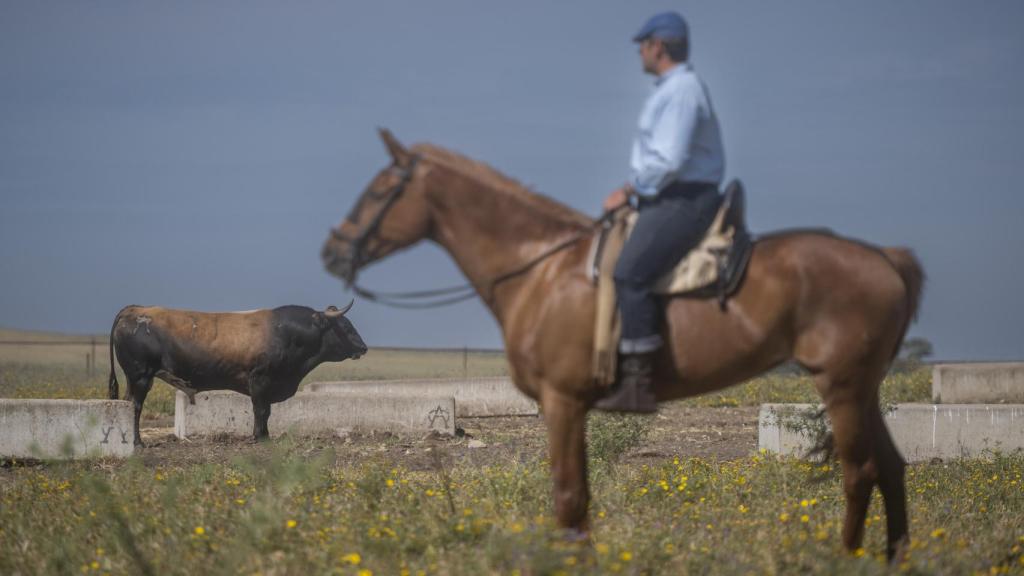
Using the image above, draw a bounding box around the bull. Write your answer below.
[107,303,367,445]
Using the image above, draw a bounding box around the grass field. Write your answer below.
[0,328,931,416]
[3,328,1020,575]
[1,441,1021,575]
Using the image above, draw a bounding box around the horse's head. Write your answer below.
[322,129,433,285]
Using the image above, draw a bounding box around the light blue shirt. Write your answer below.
[629,62,725,197]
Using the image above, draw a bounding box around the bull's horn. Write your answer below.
[325,300,354,318]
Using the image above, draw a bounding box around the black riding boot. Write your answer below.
[594,352,658,413]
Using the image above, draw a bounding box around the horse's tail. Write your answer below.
[881,247,926,361]
[108,307,128,400]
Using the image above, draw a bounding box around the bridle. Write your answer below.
[332,155,421,276]
[330,154,605,309]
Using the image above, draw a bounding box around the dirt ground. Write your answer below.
[133,403,759,470]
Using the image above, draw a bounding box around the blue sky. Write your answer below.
[1,1,1022,360]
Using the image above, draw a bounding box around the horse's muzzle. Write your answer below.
[321,239,356,286]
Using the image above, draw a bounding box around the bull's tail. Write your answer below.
[108,308,125,400]
[881,247,926,361]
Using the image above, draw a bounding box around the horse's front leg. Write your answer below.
[542,388,591,539]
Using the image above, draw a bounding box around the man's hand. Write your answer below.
[603,185,634,213]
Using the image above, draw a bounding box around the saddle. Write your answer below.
[589,180,753,386]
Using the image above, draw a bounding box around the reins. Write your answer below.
[352,224,603,309]
[344,154,613,308]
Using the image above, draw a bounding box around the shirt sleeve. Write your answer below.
[630,85,701,196]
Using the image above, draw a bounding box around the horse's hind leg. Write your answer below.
[871,408,909,561]
[818,357,910,559]
[820,389,878,552]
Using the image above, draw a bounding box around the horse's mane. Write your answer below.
[411,143,594,231]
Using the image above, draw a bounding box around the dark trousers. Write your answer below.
[614,182,720,353]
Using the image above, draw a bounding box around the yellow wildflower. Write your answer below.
[194,526,205,536]
[286,520,297,529]
[342,552,362,565]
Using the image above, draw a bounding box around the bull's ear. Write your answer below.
[378,128,411,166]
[312,312,328,330]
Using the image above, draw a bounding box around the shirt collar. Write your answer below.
[655,62,692,86]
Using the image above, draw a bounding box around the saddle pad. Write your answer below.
[588,202,736,295]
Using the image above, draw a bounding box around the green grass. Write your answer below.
[1,445,1021,575]
[0,329,1016,574]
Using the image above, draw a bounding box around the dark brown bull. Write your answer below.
[108,303,367,445]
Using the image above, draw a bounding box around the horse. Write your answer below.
[321,129,924,561]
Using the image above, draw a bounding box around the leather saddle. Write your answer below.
[589,179,752,306]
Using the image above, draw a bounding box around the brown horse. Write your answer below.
[321,130,924,561]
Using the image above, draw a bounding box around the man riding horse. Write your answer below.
[598,12,726,413]
[322,10,923,562]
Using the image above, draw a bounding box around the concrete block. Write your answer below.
[305,377,538,417]
[759,403,1024,462]
[0,399,135,459]
[932,363,1024,404]
[174,391,456,438]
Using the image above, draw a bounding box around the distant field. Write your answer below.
[0,327,931,418]
[0,327,509,419]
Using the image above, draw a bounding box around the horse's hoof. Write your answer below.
[888,536,910,565]
[563,528,591,544]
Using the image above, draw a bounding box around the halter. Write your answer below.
[332,154,605,309]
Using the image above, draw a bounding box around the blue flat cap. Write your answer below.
[632,11,689,42]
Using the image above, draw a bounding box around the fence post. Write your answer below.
[463,346,468,378]
[91,336,97,377]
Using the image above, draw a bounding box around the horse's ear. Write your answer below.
[378,127,411,166]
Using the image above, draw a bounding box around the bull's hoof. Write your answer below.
[134,440,146,449]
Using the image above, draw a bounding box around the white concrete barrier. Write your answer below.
[932,363,1024,404]
[0,399,135,459]
[174,391,456,438]
[759,403,1024,462]
[305,377,538,417]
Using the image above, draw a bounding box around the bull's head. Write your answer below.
[321,129,433,286]
[314,301,368,361]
